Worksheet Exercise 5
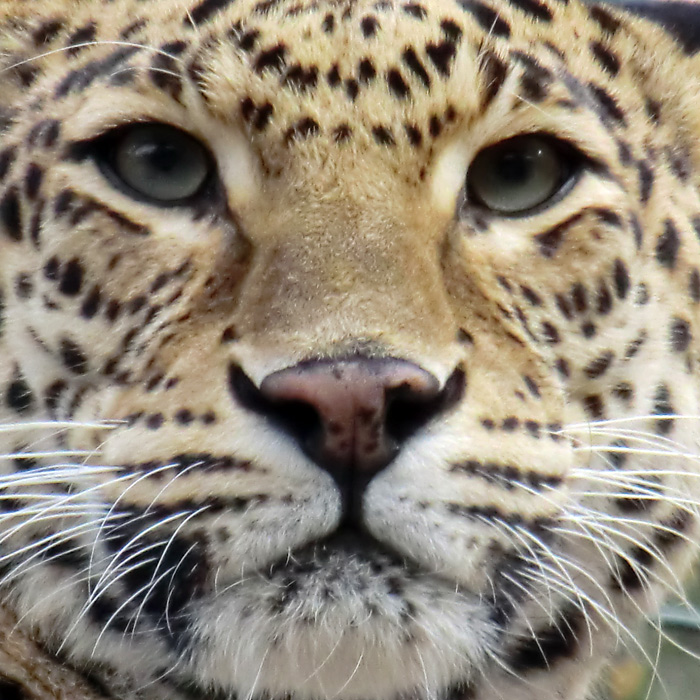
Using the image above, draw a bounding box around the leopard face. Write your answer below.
[0,1,699,699]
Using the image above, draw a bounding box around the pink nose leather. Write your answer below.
[259,358,441,475]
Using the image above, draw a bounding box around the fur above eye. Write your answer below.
[95,123,213,205]
[465,134,580,215]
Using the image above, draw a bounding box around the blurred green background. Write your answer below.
[606,573,700,700]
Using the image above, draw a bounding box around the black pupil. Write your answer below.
[493,149,533,185]
[135,138,182,175]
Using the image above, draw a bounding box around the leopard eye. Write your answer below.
[465,135,576,215]
[100,124,212,204]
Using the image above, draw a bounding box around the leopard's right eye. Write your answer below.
[95,123,213,205]
[465,134,580,216]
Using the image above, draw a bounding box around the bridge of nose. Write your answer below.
[231,180,461,364]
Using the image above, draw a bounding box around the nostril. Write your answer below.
[229,364,323,448]
[385,366,466,442]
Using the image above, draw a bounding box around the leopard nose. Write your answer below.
[230,358,465,518]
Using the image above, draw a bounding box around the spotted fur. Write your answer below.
[0,1,700,699]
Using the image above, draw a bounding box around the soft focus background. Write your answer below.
[575,5,700,699]
[604,574,700,700]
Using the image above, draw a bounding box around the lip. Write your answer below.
[266,522,416,577]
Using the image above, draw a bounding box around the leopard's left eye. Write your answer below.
[95,123,213,205]
[465,134,578,215]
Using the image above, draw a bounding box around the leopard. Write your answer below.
[0,0,700,699]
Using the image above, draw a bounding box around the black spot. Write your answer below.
[404,123,423,146]
[645,97,661,124]
[58,258,84,296]
[689,268,700,302]
[327,64,341,87]
[387,69,410,98]
[187,0,237,25]
[584,351,614,379]
[403,3,427,18]
[624,330,646,359]
[554,293,573,320]
[81,286,102,319]
[24,163,43,199]
[44,379,67,412]
[583,394,604,419]
[630,214,643,248]
[253,103,274,131]
[589,6,621,34]
[670,317,692,352]
[425,40,457,77]
[571,282,587,313]
[581,322,596,338]
[345,79,359,100]
[401,49,431,92]
[478,50,507,108]
[520,285,542,306]
[429,115,442,137]
[6,376,33,414]
[176,409,195,425]
[588,82,626,124]
[146,413,164,429]
[0,146,17,181]
[523,375,540,398]
[322,14,335,33]
[508,0,552,22]
[333,125,353,143]
[637,160,654,203]
[555,357,570,378]
[285,118,320,142]
[360,16,380,37]
[541,322,559,344]
[15,273,32,299]
[60,338,89,375]
[507,607,582,671]
[1,187,21,241]
[596,282,612,315]
[66,22,96,54]
[254,44,287,73]
[33,19,65,45]
[150,53,182,99]
[460,1,511,38]
[238,29,260,51]
[441,20,463,42]
[358,59,377,83]
[284,64,319,91]
[589,40,620,75]
[613,259,630,299]
[372,126,396,146]
[655,220,680,268]
[653,384,674,435]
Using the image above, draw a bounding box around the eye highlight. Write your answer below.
[95,123,213,205]
[465,134,580,216]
